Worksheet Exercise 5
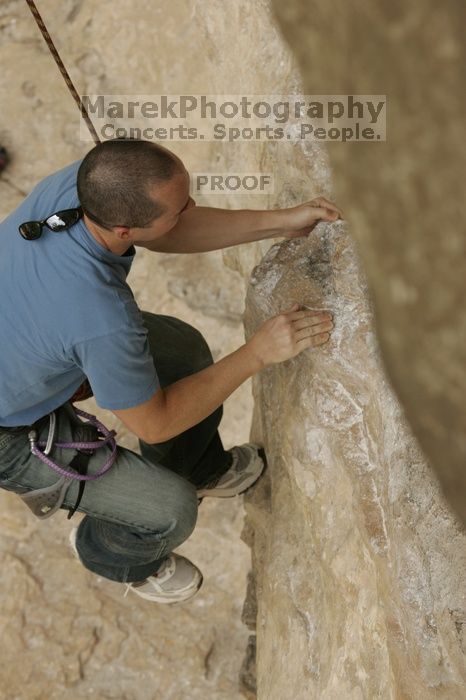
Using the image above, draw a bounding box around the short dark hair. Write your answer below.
[77,139,182,229]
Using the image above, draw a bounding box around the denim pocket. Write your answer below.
[0,478,31,495]
[0,423,48,489]
[0,429,22,452]
[0,429,31,493]
[0,428,27,474]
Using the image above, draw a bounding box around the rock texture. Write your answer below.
[240,222,466,698]
[1,0,465,699]
[271,0,466,525]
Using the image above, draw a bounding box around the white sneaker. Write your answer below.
[197,444,266,498]
[123,554,203,604]
[69,526,203,605]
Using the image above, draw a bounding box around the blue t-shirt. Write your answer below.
[0,160,160,427]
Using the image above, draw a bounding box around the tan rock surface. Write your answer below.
[240,222,466,698]
[271,0,466,524]
[2,0,465,698]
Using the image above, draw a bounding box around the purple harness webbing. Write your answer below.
[29,406,117,481]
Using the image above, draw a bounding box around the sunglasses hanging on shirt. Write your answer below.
[18,206,83,241]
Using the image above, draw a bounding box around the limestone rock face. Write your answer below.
[241,223,466,698]
[1,0,465,698]
[271,0,466,524]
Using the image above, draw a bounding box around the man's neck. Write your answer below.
[83,214,132,257]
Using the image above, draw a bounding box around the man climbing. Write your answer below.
[0,138,340,604]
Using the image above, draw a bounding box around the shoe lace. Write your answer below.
[122,556,172,598]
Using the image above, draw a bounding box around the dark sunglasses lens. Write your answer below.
[46,209,81,231]
[19,222,42,240]
[45,212,70,231]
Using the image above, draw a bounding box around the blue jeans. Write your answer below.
[0,312,233,583]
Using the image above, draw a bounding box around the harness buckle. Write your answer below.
[28,428,37,450]
[22,405,117,521]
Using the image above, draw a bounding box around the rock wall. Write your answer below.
[1,1,465,699]
[236,1,466,693]
[240,223,466,698]
[271,0,466,525]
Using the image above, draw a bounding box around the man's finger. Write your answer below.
[295,332,331,349]
[287,310,333,321]
[293,316,334,331]
[309,206,340,221]
[312,196,341,212]
[282,302,301,313]
[311,197,343,218]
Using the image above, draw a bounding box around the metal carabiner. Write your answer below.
[28,412,56,455]
[44,411,56,455]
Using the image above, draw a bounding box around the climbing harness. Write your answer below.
[20,405,117,521]
[24,0,101,145]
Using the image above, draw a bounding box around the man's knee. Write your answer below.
[157,476,198,547]
[119,475,198,552]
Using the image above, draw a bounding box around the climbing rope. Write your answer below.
[24,0,101,145]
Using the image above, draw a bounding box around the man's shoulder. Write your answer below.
[0,158,84,232]
[32,159,83,210]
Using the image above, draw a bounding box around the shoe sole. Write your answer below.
[197,446,267,498]
[69,526,79,560]
[127,572,204,605]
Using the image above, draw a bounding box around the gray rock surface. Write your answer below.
[2,0,465,698]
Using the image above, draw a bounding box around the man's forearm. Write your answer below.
[141,206,286,254]
[151,343,262,442]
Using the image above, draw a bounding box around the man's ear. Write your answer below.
[113,226,131,240]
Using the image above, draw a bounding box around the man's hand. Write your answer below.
[281,197,343,240]
[246,302,334,368]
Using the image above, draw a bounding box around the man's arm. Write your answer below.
[112,304,334,444]
[139,197,342,254]
[113,342,262,443]
[140,206,286,254]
